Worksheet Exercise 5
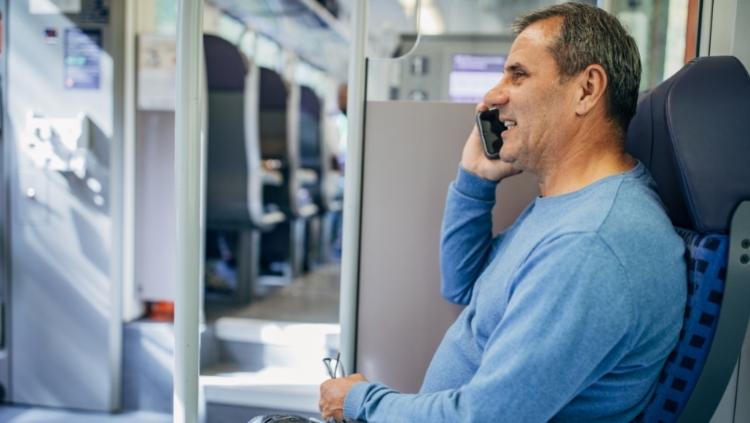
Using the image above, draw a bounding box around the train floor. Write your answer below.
[205,262,341,325]
[201,262,342,420]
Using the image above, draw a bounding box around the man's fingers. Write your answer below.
[319,374,367,420]
[475,102,489,113]
[320,406,341,420]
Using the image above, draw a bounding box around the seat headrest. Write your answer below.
[625,56,750,233]
[203,34,246,91]
[259,67,287,110]
[300,85,321,116]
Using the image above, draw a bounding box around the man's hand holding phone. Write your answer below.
[461,103,521,182]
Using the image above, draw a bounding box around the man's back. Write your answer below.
[425,162,686,421]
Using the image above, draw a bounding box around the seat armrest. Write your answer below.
[325,199,343,212]
[297,168,319,185]
[262,169,284,186]
[297,204,318,219]
[259,211,286,227]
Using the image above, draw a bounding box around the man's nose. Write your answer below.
[483,82,509,109]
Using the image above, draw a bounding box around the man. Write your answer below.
[320,3,686,422]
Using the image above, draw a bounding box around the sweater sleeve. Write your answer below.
[344,233,635,423]
[439,166,499,304]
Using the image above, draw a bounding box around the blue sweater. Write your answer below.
[344,163,686,422]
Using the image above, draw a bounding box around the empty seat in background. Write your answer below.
[298,85,344,265]
[258,68,318,278]
[297,85,331,269]
[298,85,324,212]
[203,34,284,302]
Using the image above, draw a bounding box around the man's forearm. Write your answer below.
[439,166,498,304]
[345,382,464,423]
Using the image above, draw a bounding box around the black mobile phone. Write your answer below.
[475,108,507,160]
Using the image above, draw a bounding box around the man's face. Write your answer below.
[483,17,579,172]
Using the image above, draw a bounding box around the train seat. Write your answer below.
[298,85,345,267]
[625,56,750,422]
[203,34,285,302]
[258,67,317,277]
[298,85,324,212]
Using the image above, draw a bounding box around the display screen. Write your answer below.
[64,28,101,90]
[449,54,505,103]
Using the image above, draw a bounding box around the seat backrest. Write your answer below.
[258,67,289,162]
[258,67,299,214]
[298,85,324,208]
[203,34,251,227]
[298,85,323,172]
[626,56,750,423]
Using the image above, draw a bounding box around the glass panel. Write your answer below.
[365,0,420,58]
[365,0,701,102]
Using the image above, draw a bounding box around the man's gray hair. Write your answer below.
[513,2,641,135]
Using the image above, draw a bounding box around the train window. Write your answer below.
[607,0,700,90]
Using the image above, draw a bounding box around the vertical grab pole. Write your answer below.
[174,0,203,422]
[340,0,368,374]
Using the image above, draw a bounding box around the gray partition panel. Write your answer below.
[356,101,539,393]
[135,110,176,301]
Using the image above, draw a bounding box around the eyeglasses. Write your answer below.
[322,352,351,423]
[322,351,346,379]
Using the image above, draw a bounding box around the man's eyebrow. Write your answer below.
[505,63,528,73]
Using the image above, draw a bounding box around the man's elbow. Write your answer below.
[440,284,472,305]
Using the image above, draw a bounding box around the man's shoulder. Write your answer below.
[555,165,675,247]
[599,174,679,252]
[533,169,683,281]
[594,176,686,301]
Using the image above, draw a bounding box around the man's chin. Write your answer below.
[510,162,525,172]
[499,152,516,165]
[499,153,526,173]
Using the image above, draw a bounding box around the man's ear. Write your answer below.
[574,64,608,117]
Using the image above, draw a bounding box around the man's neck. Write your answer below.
[536,129,636,198]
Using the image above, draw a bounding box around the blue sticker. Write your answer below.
[64,28,101,90]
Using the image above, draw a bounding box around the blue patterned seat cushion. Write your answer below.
[635,229,729,422]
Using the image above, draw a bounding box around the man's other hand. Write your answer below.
[319,373,368,421]
[461,103,521,181]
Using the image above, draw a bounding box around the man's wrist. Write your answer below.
[455,165,499,202]
[461,162,500,182]
[343,381,370,420]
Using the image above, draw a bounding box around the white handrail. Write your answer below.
[174,0,204,422]
[339,0,368,375]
